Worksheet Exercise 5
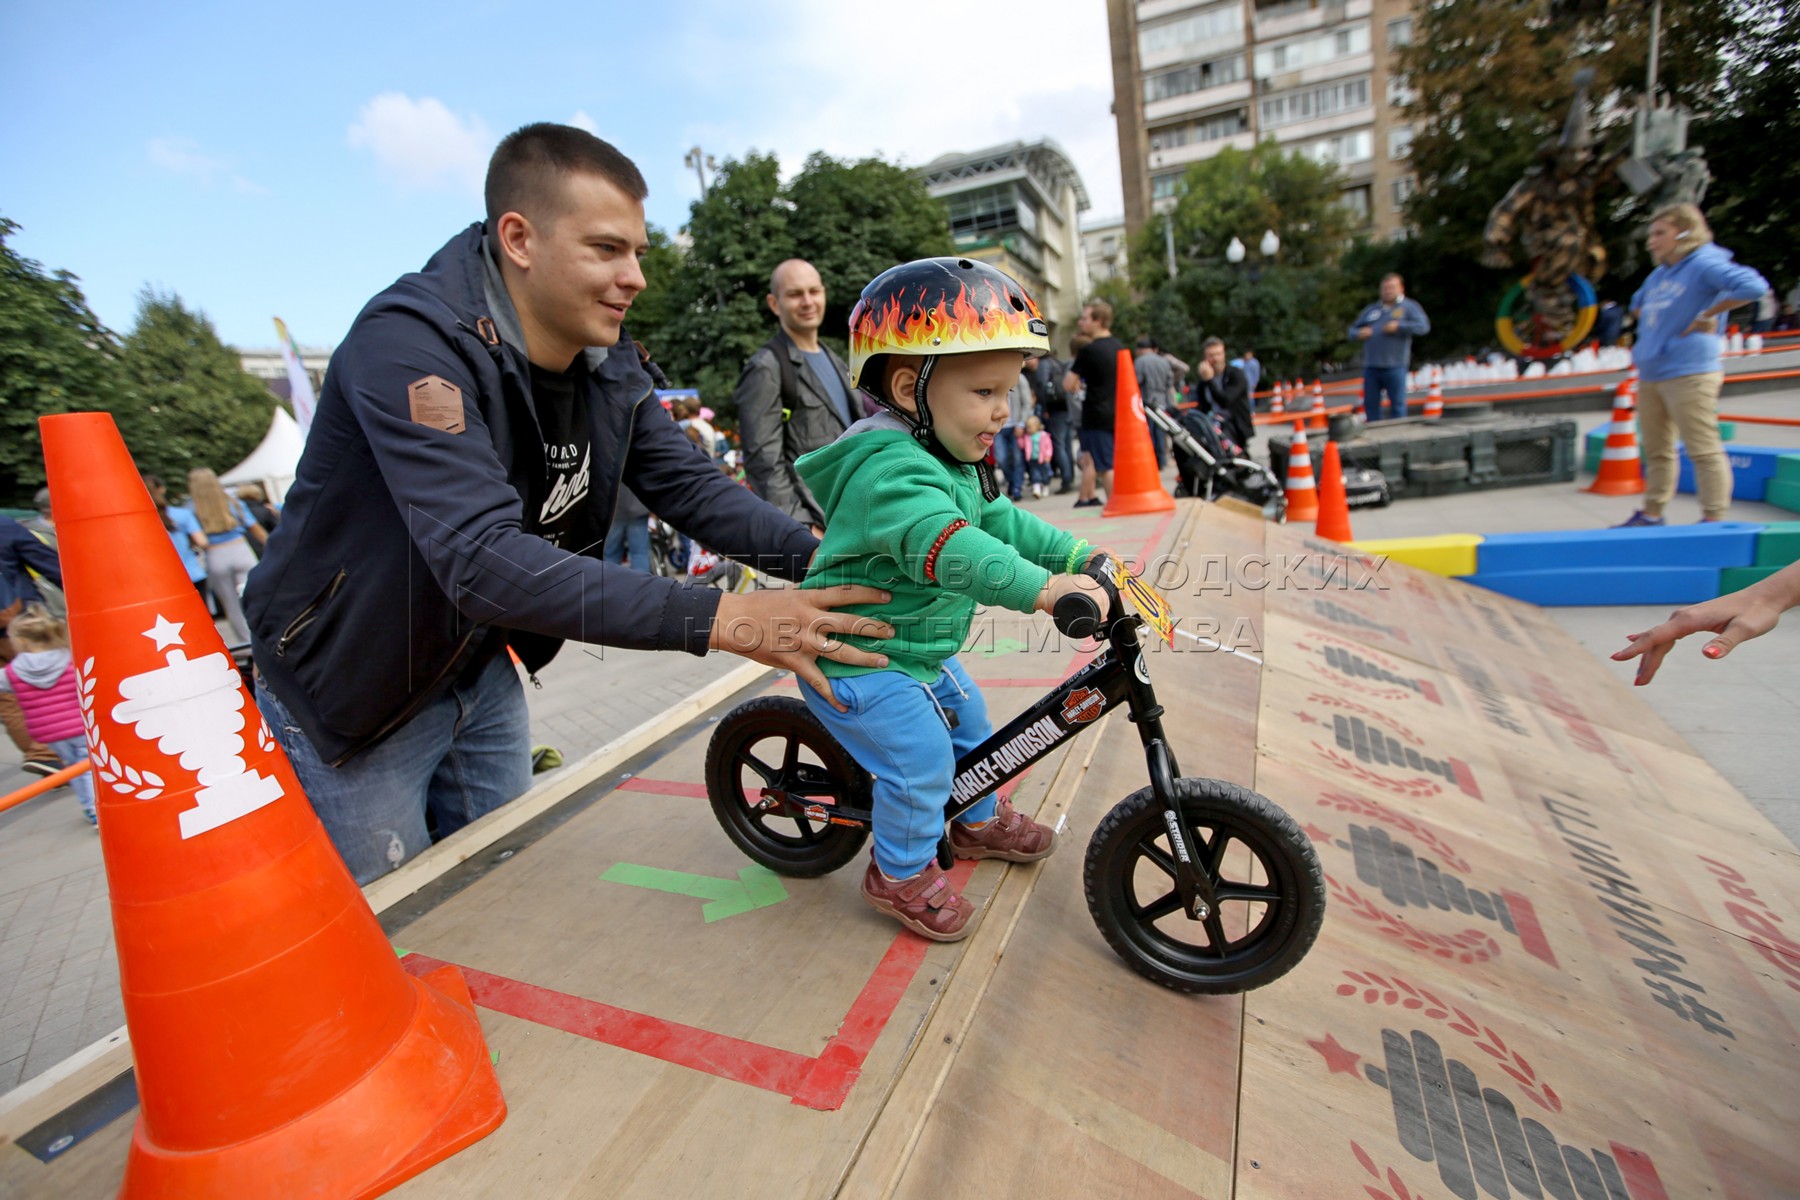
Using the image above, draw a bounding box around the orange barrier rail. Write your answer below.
[0,759,88,815]
[1249,367,1800,418]
[1252,403,1356,428]
[1718,413,1800,428]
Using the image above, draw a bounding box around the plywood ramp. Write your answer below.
[5,503,1797,1199]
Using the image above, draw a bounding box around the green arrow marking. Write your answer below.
[600,862,789,922]
[976,637,1029,659]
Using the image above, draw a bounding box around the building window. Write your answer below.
[1144,54,1246,103]
[944,185,1019,241]
[1139,3,1246,60]
[1254,23,1368,79]
[1387,76,1416,108]
[1101,235,1117,257]
[1388,125,1413,160]
[1391,176,1416,210]
[1338,185,1371,223]
[1298,129,1373,166]
[1386,16,1412,47]
[1150,109,1251,152]
[1151,173,1185,201]
[1258,77,1371,129]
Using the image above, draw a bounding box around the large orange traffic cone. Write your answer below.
[1584,381,1645,496]
[1284,420,1319,522]
[40,412,505,1198]
[1311,379,1324,410]
[1314,441,1354,541]
[1103,347,1176,517]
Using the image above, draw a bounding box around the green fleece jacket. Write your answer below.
[799,418,1081,682]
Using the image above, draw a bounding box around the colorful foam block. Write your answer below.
[1777,453,1800,483]
[1677,443,1790,502]
[1754,522,1800,567]
[1767,478,1800,514]
[1582,423,1733,474]
[1720,565,1785,595]
[1350,533,1483,577]
[1467,566,1721,606]
[1475,522,1761,574]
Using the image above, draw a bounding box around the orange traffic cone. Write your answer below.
[1270,381,1285,414]
[1423,377,1443,420]
[40,411,505,1198]
[1584,382,1645,496]
[1284,420,1319,522]
[1314,440,1354,541]
[1311,379,1324,410]
[1104,348,1175,517]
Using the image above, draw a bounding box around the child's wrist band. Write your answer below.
[1065,539,1092,576]
[924,519,969,583]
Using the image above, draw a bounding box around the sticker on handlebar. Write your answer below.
[1103,558,1176,646]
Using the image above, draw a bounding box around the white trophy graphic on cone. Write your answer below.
[108,614,284,838]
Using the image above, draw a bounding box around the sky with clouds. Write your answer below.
[1,0,1121,351]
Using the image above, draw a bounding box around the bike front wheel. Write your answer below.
[1084,777,1324,994]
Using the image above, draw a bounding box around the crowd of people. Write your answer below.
[4,124,1794,941]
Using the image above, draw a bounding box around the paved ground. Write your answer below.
[2,381,1795,1098]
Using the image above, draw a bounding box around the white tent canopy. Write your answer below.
[220,406,304,504]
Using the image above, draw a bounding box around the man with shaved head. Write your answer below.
[734,258,858,531]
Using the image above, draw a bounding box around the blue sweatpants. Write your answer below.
[801,657,995,878]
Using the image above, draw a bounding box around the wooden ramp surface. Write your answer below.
[3,503,1796,1199]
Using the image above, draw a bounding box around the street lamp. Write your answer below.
[1226,236,1246,264]
[684,146,718,197]
[1260,229,1281,257]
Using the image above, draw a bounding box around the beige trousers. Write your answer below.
[1637,372,1731,519]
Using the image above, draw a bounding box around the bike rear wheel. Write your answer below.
[1084,777,1324,993]
[705,696,871,877]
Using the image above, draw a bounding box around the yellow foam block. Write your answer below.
[1350,532,1483,577]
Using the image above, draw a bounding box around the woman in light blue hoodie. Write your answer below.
[1620,204,1769,526]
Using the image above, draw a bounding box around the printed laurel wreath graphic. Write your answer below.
[1338,969,1562,1112]
[1314,745,1442,798]
[1316,790,1471,873]
[1327,875,1501,965]
[1307,692,1424,744]
[77,657,165,800]
[1350,1140,1426,1200]
[1309,661,1413,700]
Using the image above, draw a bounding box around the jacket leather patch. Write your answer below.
[408,375,466,433]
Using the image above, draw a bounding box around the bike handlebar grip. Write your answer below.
[1053,590,1103,640]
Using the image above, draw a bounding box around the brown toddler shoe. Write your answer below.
[950,797,1057,862]
[861,858,975,941]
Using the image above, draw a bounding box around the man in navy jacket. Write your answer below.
[1348,273,1430,420]
[244,124,891,882]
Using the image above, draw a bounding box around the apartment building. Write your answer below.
[1106,0,1418,244]
[1082,216,1131,286]
[917,139,1092,347]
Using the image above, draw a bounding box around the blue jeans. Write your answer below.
[1363,365,1408,420]
[605,517,652,572]
[1045,410,1075,488]
[48,736,95,820]
[256,650,532,884]
[994,426,1025,499]
[801,658,995,878]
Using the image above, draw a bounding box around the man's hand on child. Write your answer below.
[710,585,894,711]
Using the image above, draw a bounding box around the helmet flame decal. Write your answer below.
[852,280,1043,359]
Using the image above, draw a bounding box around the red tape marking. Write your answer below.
[616,778,709,798]
[1417,679,1442,705]
[1501,889,1559,967]
[1450,757,1483,801]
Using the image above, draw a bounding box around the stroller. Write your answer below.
[1150,404,1288,522]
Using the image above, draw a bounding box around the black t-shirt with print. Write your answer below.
[1072,335,1125,431]
[527,360,593,549]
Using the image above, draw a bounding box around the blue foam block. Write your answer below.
[1475,522,1761,573]
[1677,444,1789,502]
[1467,566,1722,606]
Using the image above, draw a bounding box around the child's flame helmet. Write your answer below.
[848,257,1050,387]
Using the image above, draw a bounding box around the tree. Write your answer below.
[1695,1,1800,293]
[645,150,954,422]
[0,217,124,506]
[1396,0,1740,351]
[114,289,276,487]
[1125,143,1358,378]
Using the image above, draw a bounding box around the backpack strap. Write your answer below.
[769,329,802,425]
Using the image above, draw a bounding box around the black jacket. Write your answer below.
[0,519,61,612]
[1196,366,1253,452]
[243,225,816,764]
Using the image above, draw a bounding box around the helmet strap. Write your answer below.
[885,354,999,501]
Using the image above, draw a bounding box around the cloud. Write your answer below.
[347,93,492,194]
[146,137,269,195]
[568,110,598,135]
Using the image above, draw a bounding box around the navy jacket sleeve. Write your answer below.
[336,308,810,656]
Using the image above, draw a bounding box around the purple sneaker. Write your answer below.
[1614,511,1665,528]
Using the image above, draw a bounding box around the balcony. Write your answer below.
[1255,51,1372,95]
[1266,108,1374,144]
[1252,0,1370,41]
[1149,130,1258,170]
[1145,79,1253,123]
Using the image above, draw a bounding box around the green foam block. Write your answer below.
[1721,565,1784,594]
[1776,453,1800,483]
[1754,522,1800,567]
[1767,478,1800,515]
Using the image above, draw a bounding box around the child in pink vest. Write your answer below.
[2,607,94,824]
[1021,414,1055,499]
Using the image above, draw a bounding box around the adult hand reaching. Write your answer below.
[710,584,894,710]
[1612,562,1800,685]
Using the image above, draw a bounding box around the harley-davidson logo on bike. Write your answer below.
[1061,688,1105,725]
